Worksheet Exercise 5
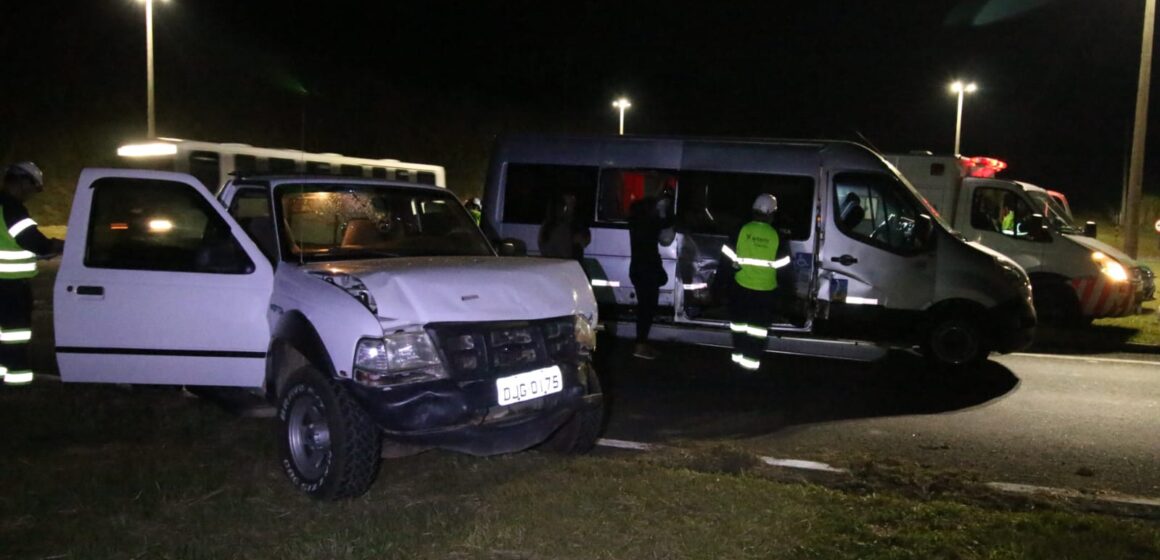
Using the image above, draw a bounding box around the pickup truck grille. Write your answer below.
[428,316,577,380]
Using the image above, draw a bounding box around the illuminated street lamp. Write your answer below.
[949,80,977,156]
[137,0,168,138]
[612,97,632,135]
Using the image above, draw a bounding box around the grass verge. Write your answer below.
[2,382,1158,559]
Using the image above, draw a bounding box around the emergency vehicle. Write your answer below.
[887,153,1155,324]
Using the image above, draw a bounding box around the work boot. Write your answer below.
[633,342,659,360]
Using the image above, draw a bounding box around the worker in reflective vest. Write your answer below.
[0,162,64,386]
[722,194,789,372]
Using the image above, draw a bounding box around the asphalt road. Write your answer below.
[25,260,1160,497]
[594,338,1160,497]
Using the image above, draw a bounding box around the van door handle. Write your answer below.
[830,255,858,266]
[75,285,104,296]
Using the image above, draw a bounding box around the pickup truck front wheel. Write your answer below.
[278,366,381,500]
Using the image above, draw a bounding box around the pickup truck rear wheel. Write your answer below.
[278,366,381,500]
[539,365,604,454]
[924,314,988,367]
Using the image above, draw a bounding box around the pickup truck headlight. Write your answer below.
[353,332,447,387]
[1092,251,1129,283]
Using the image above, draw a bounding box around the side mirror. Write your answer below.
[1025,214,1051,242]
[1083,221,1098,238]
[498,238,527,257]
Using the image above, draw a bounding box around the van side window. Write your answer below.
[677,171,814,240]
[833,172,926,253]
[502,164,597,225]
[972,187,1035,239]
[597,169,678,223]
[85,178,254,274]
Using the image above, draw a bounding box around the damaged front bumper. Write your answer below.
[345,359,601,456]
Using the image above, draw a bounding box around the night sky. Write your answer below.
[1,0,1157,219]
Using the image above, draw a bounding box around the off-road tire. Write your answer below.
[277,366,381,500]
[539,367,604,454]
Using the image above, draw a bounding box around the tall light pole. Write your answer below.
[1124,0,1155,259]
[949,81,977,156]
[612,97,631,135]
[138,0,166,138]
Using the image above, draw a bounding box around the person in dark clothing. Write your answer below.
[0,162,64,386]
[627,188,675,359]
[538,192,590,261]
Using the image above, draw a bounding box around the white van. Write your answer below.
[483,135,1036,366]
[887,153,1155,324]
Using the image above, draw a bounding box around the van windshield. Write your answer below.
[1026,190,1082,234]
[274,184,493,262]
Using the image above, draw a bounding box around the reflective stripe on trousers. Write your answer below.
[730,353,761,371]
[0,328,32,343]
[729,322,769,339]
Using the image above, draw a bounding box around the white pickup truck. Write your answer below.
[53,169,603,500]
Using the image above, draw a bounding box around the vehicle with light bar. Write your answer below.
[484,135,1036,367]
[53,169,602,500]
[887,152,1155,323]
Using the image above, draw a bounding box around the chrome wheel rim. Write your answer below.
[286,394,331,480]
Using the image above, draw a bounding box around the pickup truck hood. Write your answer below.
[1062,234,1138,266]
[302,256,596,329]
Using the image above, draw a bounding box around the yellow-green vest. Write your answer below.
[735,221,778,291]
[0,208,37,280]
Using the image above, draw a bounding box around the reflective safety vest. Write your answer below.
[0,207,37,280]
[734,221,779,292]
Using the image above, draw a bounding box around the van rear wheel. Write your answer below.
[924,314,988,367]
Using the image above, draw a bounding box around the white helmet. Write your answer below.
[5,161,44,190]
[752,193,777,215]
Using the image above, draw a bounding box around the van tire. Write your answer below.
[1033,280,1086,326]
[278,366,381,500]
[539,368,604,454]
[924,314,988,367]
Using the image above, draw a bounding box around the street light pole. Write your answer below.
[949,81,977,156]
[1124,0,1155,259]
[612,98,631,135]
[140,0,162,138]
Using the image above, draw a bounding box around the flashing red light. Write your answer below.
[964,156,1008,178]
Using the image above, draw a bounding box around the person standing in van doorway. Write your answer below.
[0,162,64,386]
[628,185,676,360]
[724,194,788,372]
[539,193,590,261]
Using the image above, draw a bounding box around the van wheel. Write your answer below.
[278,366,381,500]
[924,314,988,367]
[1033,280,1086,326]
[539,365,604,454]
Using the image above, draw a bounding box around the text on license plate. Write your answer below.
[495,366,563,406]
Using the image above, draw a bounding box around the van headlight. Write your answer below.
[353,332,447,387]
[1091,251,1129,283]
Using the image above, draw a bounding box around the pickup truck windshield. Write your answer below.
[274,184,493,262]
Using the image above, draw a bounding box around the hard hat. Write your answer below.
[5,161,44,190]
[471,197,481,207]
[752,193,777,214]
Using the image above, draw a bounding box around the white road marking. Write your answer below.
[1007,352,1160,366]
[597,438,1160,510]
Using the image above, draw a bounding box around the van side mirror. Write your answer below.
[497,238,527,257]
[1025,214,1051,242]
[1083,221,1098,238]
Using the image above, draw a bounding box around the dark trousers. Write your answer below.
[728,283,776,370]
[0,279,34,376]
[633,280,659,343]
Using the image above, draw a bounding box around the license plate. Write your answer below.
[495,366,563,406]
